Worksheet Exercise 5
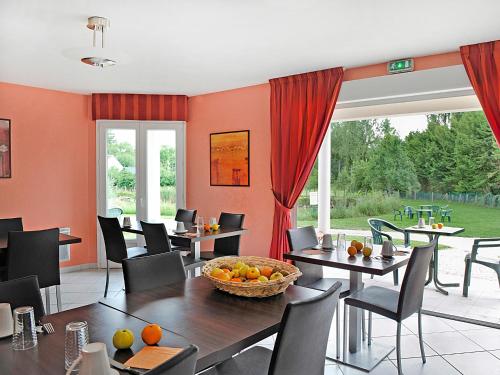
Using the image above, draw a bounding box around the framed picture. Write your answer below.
[0,119,11,178]
[210,130,249,186]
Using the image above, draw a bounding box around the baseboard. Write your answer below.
[60,263,98,273]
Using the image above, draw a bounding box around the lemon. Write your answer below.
[113,329,134,350]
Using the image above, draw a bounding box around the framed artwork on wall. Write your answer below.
[0,119,11,178]
[210,130,249,186]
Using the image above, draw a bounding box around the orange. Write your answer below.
[347,246,357,256]
[354,242,363,252]
[350,240,358,247]
[222,268,231,273]
[259,266,273,278]
[215,272,231,281]
[141,324,162,345]
[230,278,242,282]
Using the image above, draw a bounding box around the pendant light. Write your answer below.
[81,16,116,68]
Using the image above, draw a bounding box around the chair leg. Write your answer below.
[368,311,372,346]
[393,270,399,286]
[417,310,426,363]
[370,274,374,279]
[396,322,403,375]
[45,288,51,315]
[343,303,348,360]
[55,285,62,312]
[336,301,341,359]
[104,260,110,298]
[362,310,366,341]
[463,259,472,297]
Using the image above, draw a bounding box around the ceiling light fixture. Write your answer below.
[81,16,116,68]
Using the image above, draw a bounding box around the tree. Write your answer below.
[160,146,176,186]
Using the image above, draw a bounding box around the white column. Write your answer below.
[147,132,161,220]
[318,126,331,232]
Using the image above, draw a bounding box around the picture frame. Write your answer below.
[0,118,11,178]
[210,130,250,186]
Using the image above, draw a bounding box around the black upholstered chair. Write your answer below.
[0,275,45,322]
[368,218,411,285]
[7,228,61,314]
[463,237,500,297]
[200,212,245,260]
[0,217,23,277]
[170,209,197,251]
[204,282,342,375]
[122,252,186,294]
[146,345,198,375]
[287,226,353,358]
[344,241,436,375]
[98,216,148,297]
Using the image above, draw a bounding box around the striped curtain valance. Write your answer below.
[92,94,188,121]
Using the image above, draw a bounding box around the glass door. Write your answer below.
[97,121,185,268]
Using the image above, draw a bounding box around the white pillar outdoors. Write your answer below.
[318,126,331,232]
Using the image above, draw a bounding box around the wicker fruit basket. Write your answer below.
[202,256,301,298]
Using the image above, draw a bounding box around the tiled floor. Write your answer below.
[47,268,500,374]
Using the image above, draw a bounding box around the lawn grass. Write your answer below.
[298,199,500,238]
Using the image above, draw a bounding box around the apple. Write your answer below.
[362,247,372,257]
[432,223,438,229]
[270,272,284,281]
[246,267,261,279]
[113,329,134,350]
[257,275,269,282]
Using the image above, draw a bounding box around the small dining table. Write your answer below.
[284,245,410,372]
[404,225,464,295]
[0,233,82,251]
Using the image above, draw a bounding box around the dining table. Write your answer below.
[284,245,411,372]
[0,233,82,251]
[404,225,465,295]
[100,276,320,372]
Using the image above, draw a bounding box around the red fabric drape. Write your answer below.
[92,94,188,121]
[461,40,500,146]
[268,68,344,260]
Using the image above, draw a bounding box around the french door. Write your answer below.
[96,121,185,267]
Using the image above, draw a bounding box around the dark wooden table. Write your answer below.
[405,225,465,295]
[100,276,321,372]
[0,303,190,374]
[0,233,82,251]
[284,245,410,372]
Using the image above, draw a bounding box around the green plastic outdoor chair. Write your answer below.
[440,208,453,222]
[463,238,500,297]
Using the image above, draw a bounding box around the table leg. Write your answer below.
[191,241,200,260]
[425,234,434,286]
[349,271,363,353]
[432,235,460,293]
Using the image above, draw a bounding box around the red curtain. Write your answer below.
[92,94,188,121]
[269,68,344,260]
[461,40,500,146]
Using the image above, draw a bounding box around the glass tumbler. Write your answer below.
[209,217,217,226]
[337,233,346,252]
[364,236,373,250]
[65,321,89,371]
[197,217,205,234]
[12,306,37,351]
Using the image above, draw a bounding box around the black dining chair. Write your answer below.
[204,282,342,375]
[170,209,197,251]
[6,228,61,314]
[200,212,245,260]
[140,221,205,277]
[122,252,186,294]
[343,240,437,375]
[0,217,23,277]
[146,345,198,375]
[286,226,354,358]
[368,218,411,285]
[0,275,45,323]
[98,216,148,297]
[463,237,500,297]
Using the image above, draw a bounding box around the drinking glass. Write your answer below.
[65,321,89,371]
[197,217,205,234]
[12,306,37,351]
[337,233,346,252]
[209,217,217,226]
[364,236,373,250]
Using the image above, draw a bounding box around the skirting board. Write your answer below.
[60,263,97,273]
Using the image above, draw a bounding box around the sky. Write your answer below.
[387,114,428,138]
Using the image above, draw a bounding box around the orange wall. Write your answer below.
[0,82,96,267]
[187,84,273,256]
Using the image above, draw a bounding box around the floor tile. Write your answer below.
[490,350,500,360]
[398,356,461,375]
[423,331,484,355]
[324,364,342,374]
[374,335,437,360]
[403,315,455,334]
[444,318,495,331]
[443,351,500,375]
[371,318,413,337]
[460,328,500,351]
[339,360,398,374]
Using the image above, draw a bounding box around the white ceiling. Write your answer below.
[1,0,499,96]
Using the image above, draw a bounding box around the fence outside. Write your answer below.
[400,191,500,208]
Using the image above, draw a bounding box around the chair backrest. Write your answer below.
[269,282,342,375]
[286,226,323,285]
[213,212,245,256]
[146,345,198,375]
[397,240,436,320]
[175,209,197,224]
[471,237,500,261]
[368,218,410,247]
[107,208,123,218]
[98,216,128,263]
[0,217,23,237]
[122,252,186,294]
[7,228,60,289]
[141,221,172,255]
[0,275,45,323]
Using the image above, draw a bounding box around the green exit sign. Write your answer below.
[388,58,414,74]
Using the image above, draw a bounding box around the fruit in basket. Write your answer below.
[246,267,261,279]
[112,329,134,349]
[141,324,162,345]
[362,247,372,257]
[249,279,260,283]
[259,266,274,278]
[210,268,224,277]
[238,264,249,277]
[234,261,246,269]
[230,277,242,282]
[270,272,284,281]
[258,275,269,282]
[215,272,231,281]
[347,246,357,257]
